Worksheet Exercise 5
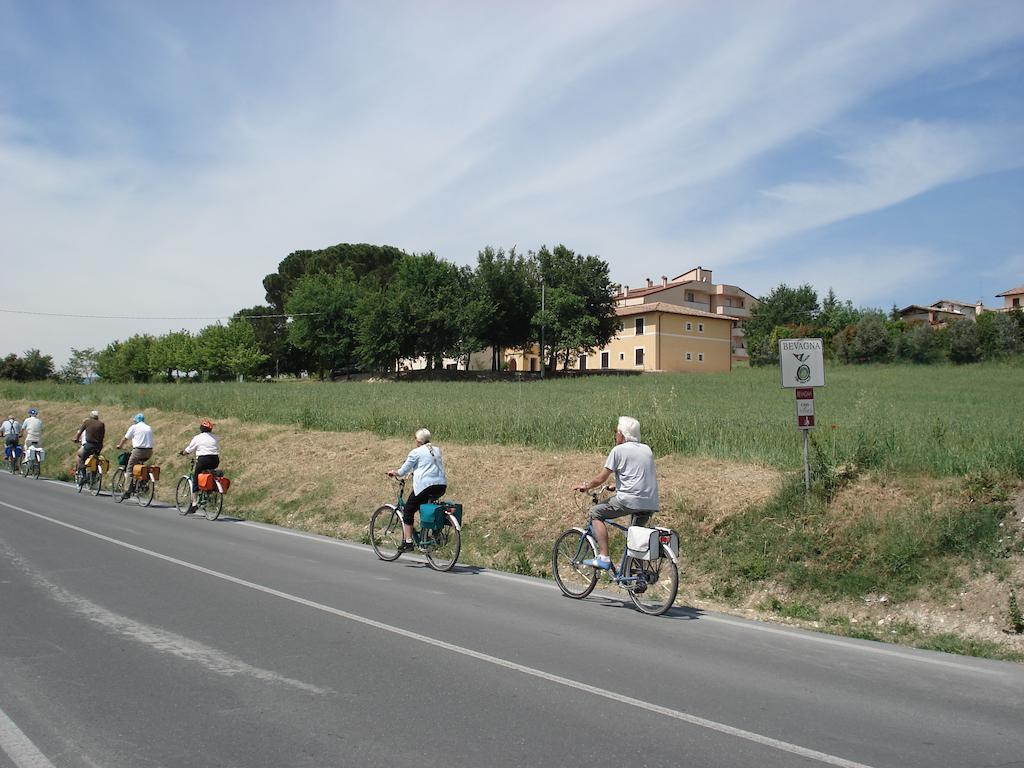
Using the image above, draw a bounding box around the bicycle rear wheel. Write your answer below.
[20,458,31,477]
[111,469,125,502]
[89,470,103,496]
[370,506,403,561]
[204,491,222,521]
[424,525,461,571]
[136,478,155,507]
[624,556,678,616]
[175,477,192,515]
[552,529,599,599]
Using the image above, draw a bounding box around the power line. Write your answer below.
[0,308,324,321]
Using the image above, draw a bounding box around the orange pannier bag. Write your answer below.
[198,472,216,491]
[132,464,146,479]
[148,465,161,482]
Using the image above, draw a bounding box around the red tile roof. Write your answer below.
[996,286,1024,297]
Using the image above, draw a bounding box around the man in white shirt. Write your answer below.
[116,413,154,499]
[2,415,21,469]
[21,409,43,448]
[574,416,660,570]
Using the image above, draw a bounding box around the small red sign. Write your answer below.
[795,388,814,400]
[798,415,815,428]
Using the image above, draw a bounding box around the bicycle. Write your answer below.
[20,445,43,479]
[74,449,107,496]
[111,454,158,507]
[5,443,22,474]
[369,477,462,571]
[175,457,226,520]
[552,488,679,616]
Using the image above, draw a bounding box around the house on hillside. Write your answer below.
[898,299,987,327]
[995,286,1024,311]
[614,266,757,363]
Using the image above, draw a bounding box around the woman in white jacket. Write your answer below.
[387,428,447,552]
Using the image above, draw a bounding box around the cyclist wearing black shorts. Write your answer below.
[387,428,447,552]
[179,419,219,515]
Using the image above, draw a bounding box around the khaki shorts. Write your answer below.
[590,495,655,525]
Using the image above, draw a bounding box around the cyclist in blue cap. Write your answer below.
[115,413,154,499]
[21,408,44,463]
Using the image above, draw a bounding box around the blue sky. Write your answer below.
[1,0,1022,361]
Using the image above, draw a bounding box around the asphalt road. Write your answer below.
[1,471,1022,768]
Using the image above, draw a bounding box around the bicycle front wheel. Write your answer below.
[552,529,599,599]
[175,477,192,515]
[369,506,403,561]
[624,556,678,616]
[20,458,31,478]
[424,525,461,572]
[136,478,155,507]
[89,470,103,496]
[111,469,125,502]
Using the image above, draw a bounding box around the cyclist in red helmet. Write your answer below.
[178,419,220,515]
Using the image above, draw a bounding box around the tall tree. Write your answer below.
[531,245,617,372]
[472,247,538,370]
[285,270,362,379]
[745,284,819,366]
[58,348,98,383]
[232,305,303,377]
[95,336,154,382]
[196,320,266,380]
[263,243,406,311]
[149,331,197,380]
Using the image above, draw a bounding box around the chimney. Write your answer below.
[646,278,653,288]
[661,276,668,287]
[623,285,629,296]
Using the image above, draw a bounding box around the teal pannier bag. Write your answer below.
[419,503,446,530]
[420,502,463,530]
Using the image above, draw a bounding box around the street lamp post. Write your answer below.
[540,280,545,379]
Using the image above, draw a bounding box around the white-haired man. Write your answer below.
[574,416,659,570]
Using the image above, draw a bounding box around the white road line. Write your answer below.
[236,514,1000,673]
[3,500,874,768]
[0,706,57,768]
[9,480,1006,672]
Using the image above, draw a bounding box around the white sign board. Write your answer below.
[779,338,825,388]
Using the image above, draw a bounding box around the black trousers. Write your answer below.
[402,484,446,526]
[192,454,220,492]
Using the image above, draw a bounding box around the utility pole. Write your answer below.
[540,280,545,379]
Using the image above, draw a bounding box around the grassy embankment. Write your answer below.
[2,360,1023,659]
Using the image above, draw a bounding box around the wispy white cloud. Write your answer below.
[0,0,1022,361]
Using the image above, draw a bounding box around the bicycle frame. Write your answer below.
[387,478,462,535]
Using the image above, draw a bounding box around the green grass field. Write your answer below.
[3,360,1022,476]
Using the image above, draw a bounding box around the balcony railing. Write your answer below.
[716,305,749,317]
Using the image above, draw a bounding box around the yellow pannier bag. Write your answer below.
[84,455,97,471]
[133,464,146,479]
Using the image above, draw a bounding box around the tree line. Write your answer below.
[745,284,1024,366]
[3,243,619,383]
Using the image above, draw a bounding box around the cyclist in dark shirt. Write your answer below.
[73,411,106,474]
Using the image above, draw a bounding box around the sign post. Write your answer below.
[779,339,826,491]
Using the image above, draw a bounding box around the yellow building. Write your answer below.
[582,303,734,372]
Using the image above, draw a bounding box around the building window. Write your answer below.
[737,299,744,308]
[635,317,644,335]
[686,322,692,331]
[698,353,704,362]
[619,352,625,361]
[578,355,587,371]
[529,358,537,372]
[601,351,609,368]
[1015,298,1021,307]
[686,291,695,302]
[698,323,704,332]
[685,352,692,361]
[635,348,644,366]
